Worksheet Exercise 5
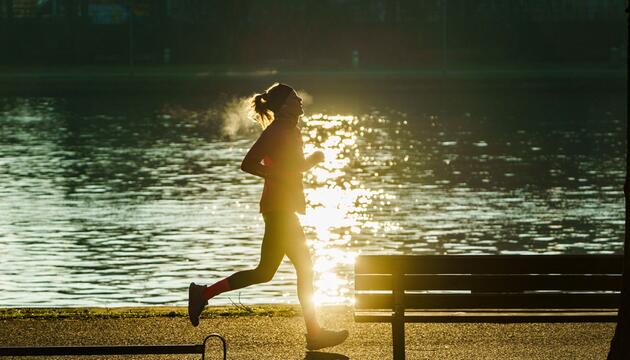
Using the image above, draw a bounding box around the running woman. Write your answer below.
[188,83,349,351]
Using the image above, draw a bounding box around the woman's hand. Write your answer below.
[303,151,324,171]
[310,151,325,165]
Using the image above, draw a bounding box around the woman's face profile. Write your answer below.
[278,90,304,119]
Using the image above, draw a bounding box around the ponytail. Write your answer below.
[251,92,273,129]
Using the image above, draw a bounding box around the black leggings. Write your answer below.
[227,212,313,291]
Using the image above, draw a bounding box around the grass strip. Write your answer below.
[0,305,301,320]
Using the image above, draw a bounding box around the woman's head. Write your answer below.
[252,83,303,128]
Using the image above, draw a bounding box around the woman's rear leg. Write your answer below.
[203,220,285,300]
[188,216,284,326]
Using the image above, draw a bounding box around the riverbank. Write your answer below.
[0,305,300,320]
[0,64,625,96]
[0,306,615,359]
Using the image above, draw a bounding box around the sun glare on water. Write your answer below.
[298,113,382,306]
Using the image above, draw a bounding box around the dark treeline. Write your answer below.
[1,0,626,67]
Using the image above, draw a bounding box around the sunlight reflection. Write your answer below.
[299,113,385,306]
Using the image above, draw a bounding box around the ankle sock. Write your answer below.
[202,278,231,300]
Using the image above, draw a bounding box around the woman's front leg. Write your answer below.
[284,215,321,335]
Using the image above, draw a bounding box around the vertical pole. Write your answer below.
[622,0,629,351]
[79,0,88,64]
[79,0,87,17]
[64,0,76,19]
[52,0,59,16]
[392,268,405,360]
[65,0,76,65]
[128,1,134,67]
[438,0,448,113]
[6,0,13,65]
[608,4,629,359]
[441,0,448,77]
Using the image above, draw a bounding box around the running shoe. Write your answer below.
[188,282,208,327]
[305,329,349,350]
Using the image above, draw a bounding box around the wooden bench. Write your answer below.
[0,333,226,359]
[354,255,622,360]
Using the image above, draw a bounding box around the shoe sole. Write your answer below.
[188,282,200,327]
[306,331,349,350]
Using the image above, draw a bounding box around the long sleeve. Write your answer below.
[241,130,271,178]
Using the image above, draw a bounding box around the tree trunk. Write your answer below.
[607,3,629,359]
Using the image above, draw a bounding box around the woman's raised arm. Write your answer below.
[240,132,271,179]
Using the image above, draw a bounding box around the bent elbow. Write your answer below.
[241,161,256,175]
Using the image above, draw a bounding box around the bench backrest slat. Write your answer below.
[355,274,622,292]
[355,255,622,311]
[355,293,620,310]
[355,255,623,275]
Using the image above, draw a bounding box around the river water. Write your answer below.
[0,88,625,306]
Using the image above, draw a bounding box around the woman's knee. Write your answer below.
[295,266,313,282]
[252,266,276,284]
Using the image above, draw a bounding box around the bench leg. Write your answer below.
[392,318,405,360]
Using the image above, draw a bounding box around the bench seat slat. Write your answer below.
[355,293,620,310]
[355,310,618,323]
[355,274,622,291]
[355,255,623,275]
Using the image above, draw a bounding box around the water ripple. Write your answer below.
[0,94,625,306]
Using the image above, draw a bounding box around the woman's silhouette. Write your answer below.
[188,83,349,350]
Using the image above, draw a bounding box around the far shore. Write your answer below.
[0,64,625,96]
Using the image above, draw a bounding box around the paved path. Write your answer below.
[0,306,615,359]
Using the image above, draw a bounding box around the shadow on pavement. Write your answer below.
[304,351,349,360]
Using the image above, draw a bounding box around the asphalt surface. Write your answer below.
[0,306,616,359]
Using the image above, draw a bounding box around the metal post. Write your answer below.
[607,3,629,359]
[79,0,87,17]
[52,0,59,16]
[128,2,134,67]
[392,269,405,360]
[625,0,630,343]
[441,0,448,77]
[203,334,227,360]
[624,0,630,345]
